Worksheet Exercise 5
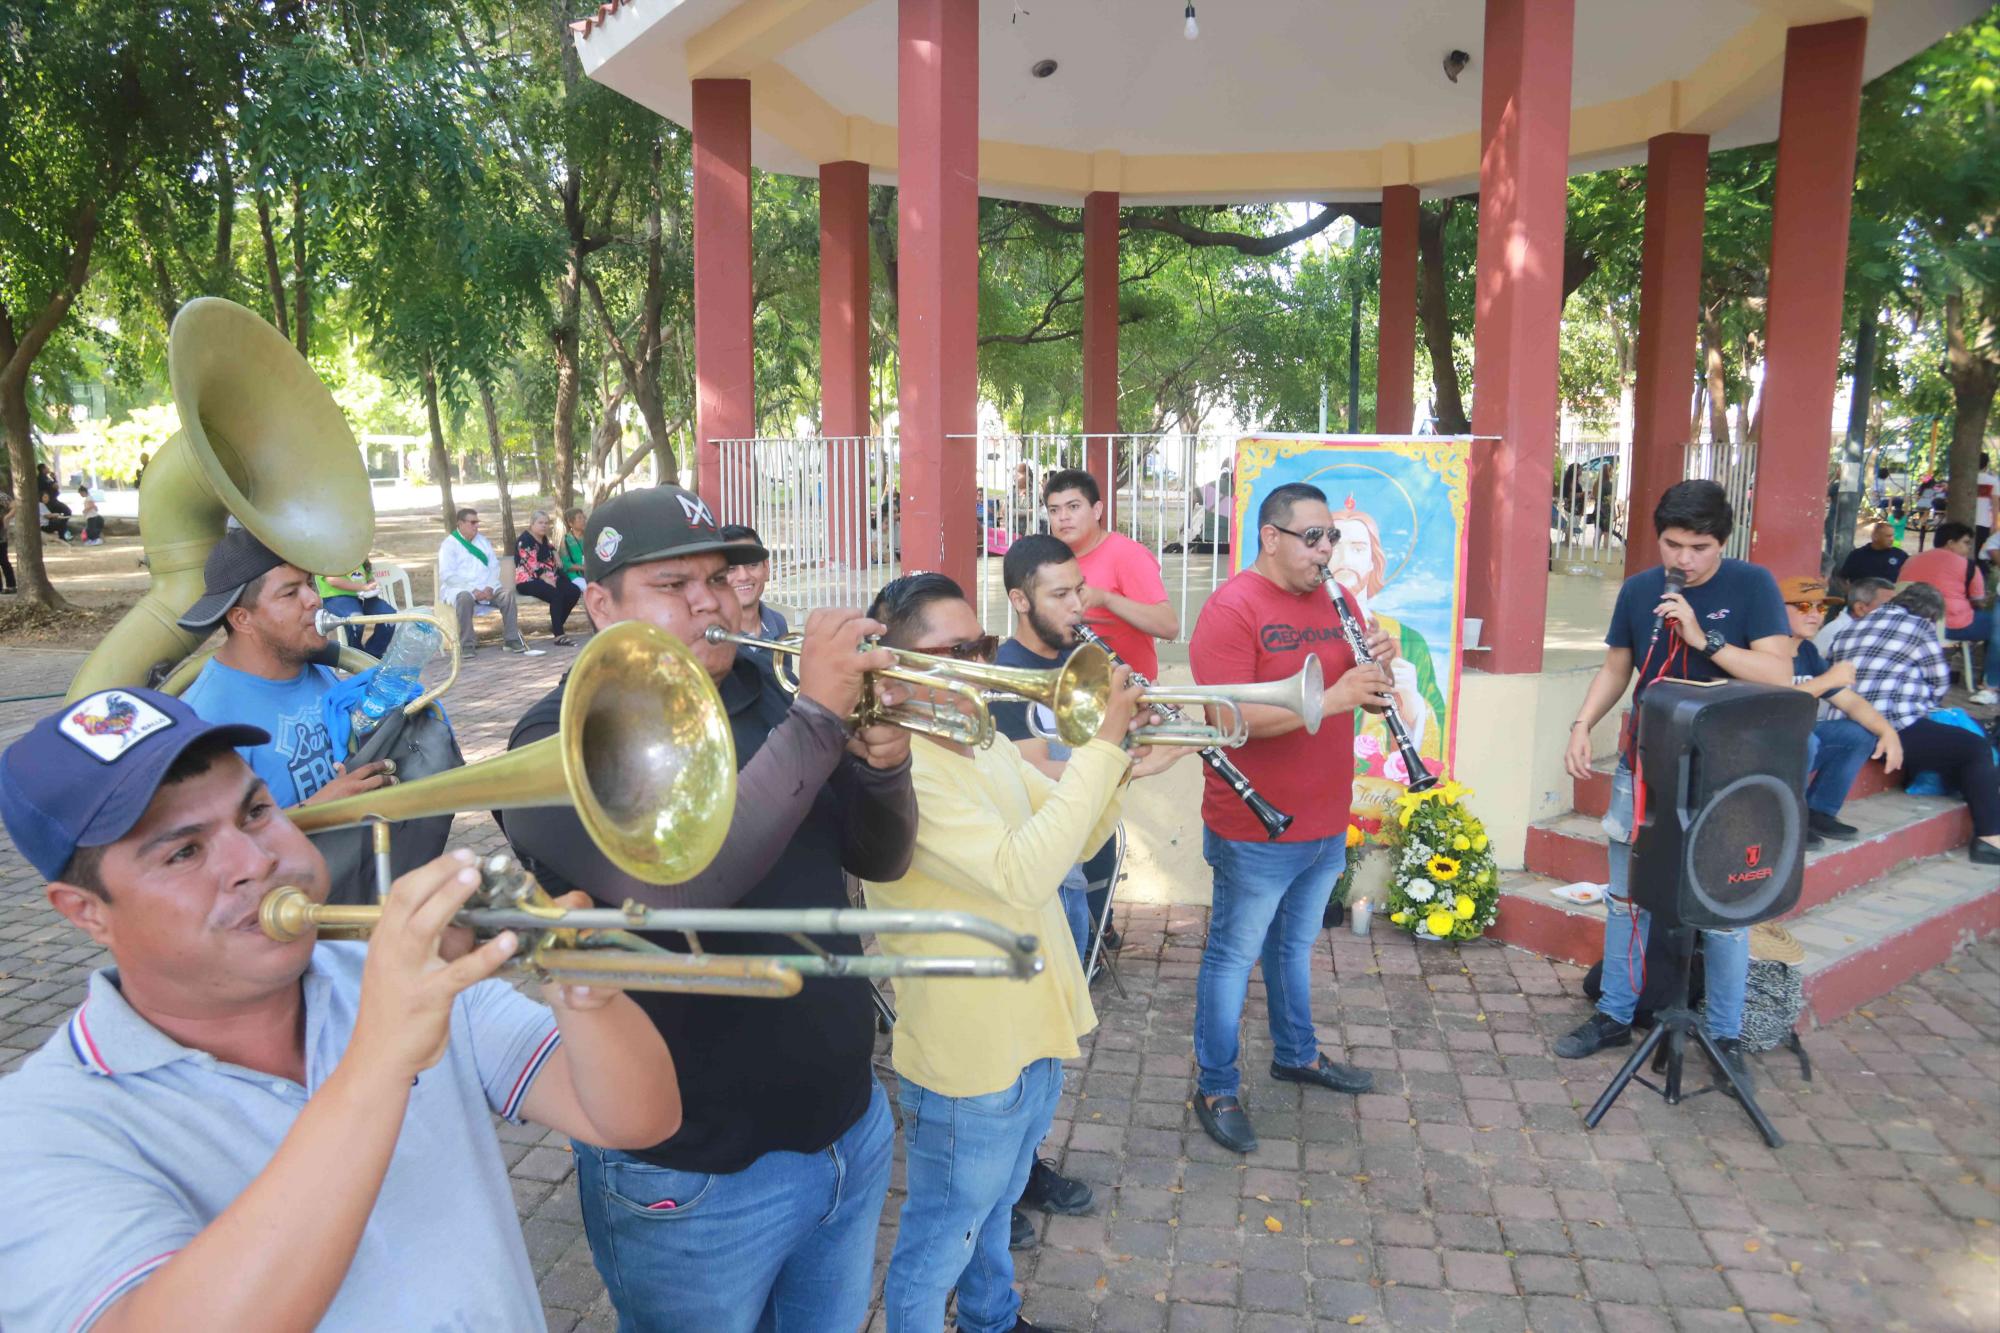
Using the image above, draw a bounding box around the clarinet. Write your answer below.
[1072,625,1295,840]
[1321,575,1439,793]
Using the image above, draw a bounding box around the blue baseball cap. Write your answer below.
[0,688,269,881]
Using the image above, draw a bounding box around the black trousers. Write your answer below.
[0,536,14,589]
[515,577,579,637]
[1899,716,2000,838]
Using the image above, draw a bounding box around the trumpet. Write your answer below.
[312,605,461,721]
[705,626,999,748]
[1315,568,1439,793]
[1016,642,1323,749]
[260,856,1043,998]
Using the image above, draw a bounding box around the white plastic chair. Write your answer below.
[372,561,414,611]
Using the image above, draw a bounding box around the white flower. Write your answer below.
[1405,878,1436,903]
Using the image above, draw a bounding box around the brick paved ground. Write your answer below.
[2,640,1997,1331]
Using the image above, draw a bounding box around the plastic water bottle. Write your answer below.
[350,609,443,737]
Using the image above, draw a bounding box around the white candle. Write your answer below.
[1350,897,1373,937]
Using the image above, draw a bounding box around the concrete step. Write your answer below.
[1485,851,2000,1025]
[1524,787,1974,918]
[1570,751,1896,820]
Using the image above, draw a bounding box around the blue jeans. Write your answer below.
[572,1079,893,1333]
[884,1057,1066,1333]
[1194,829,1346,1098]
[320,593,396,657]
[1805,718,1876,816]
[1058,864,1091,963]
[1944,607,1999,686]
[1600,766,1748,1039]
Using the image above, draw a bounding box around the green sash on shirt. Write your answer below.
[451,530,489,565]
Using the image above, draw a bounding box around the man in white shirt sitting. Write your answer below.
[435,508,535,654]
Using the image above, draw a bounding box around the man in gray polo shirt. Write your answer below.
[0,687,684,1331]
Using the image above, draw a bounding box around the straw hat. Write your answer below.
[1749,922,1806,965]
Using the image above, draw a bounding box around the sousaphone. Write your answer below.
[66,298,374,700]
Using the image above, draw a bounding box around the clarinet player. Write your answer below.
[1187,482,1401,1153]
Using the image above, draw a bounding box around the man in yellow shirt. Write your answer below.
[862,573,1185,1333]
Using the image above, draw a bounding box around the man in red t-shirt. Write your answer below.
[1186,481,1401,1154]
[1043,469,1177,678]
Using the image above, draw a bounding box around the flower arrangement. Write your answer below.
[1382,780,1500,942]
[1323,822,1369,928]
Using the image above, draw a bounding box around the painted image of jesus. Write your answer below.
[1327,500,1446,789]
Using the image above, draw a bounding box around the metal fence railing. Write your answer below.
[1551,437,1630,575]
[714,433,1243,641]
[1683,438,1759,559]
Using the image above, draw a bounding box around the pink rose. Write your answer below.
[1384,752,1408,784]
[1353,733,1384,762]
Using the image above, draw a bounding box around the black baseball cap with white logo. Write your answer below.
[177,528,290,630]
[583,486,767,583]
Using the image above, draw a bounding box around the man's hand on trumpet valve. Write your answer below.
[1094,664,1148,746]
[352,848,520,1082]
[796,607,895,720]
[847,681,914,770]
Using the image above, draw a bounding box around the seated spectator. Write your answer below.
[1901,521,1999,705]
[435,508,536,655]
[1830,582,2000,866]
[1818,576,1895,658]
[1779,577,1904,844]
[35,463,68,520]
[77,486,103,545]
[0,494,15,593]
[559,507,588,591]
[38,501,71,542]
[1837,522,1908,585]
[721,523,788,650]
[315,559,396,657]
[514,509,579,646]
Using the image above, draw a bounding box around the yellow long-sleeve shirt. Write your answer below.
[862,736,1129,1098]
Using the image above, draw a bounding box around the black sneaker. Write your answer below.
[1807,810,1858,841]
[1019,1158,1093,1215]
[1009,1206,1034,1249]
[1713,1037,1755,1096]
[1554,1013,1633,1059]
[1007,1320,1047,1332]
[1807,827,1825,849]
[1271,1054,1374,1094]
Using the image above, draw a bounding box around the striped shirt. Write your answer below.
[0,943,558,1331]
[1828,604,1951,732]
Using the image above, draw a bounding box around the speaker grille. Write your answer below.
[1682,774,1802,925]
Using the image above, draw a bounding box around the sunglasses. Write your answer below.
[1269,523,1334,547]
[1788,601,1830,614]
[932,635,998,662]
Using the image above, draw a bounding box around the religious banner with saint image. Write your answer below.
[1234,436,1474,832]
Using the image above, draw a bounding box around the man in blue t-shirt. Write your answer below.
[1836,522,1909,587]
[1554,482,1794,1089]
[1777,576,1904,844]
[176,529,391,810]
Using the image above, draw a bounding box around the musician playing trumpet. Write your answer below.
[0,689,681,1332]
[499,485,917,1333]
[1187,481,1401,1154]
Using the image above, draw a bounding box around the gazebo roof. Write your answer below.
[574,0,1983,205]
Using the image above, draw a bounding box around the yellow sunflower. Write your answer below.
[1427,855,1461,881]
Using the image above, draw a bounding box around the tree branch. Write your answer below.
[1016,201,1379,253]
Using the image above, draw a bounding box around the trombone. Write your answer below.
[705,626,998,748]
[261,857,1042,998]
[261,619,1047,996]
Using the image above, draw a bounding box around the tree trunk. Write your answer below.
[1415,201,1468,435]
[1700,312,1731,444]
[289,177,311,356]
[481,382,517,551]
[1943,290,1998,527]
[552,257,582,512]
[421,361,456,528]
[255,187,288,339]
[1,374,66,608]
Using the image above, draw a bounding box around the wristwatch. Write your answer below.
[1698,628,1725,657]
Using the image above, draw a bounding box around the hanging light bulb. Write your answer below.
[1184,3,1198,40]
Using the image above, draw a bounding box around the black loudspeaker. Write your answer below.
[1628,680,1814,930]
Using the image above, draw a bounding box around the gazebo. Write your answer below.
[570,0,1985,861]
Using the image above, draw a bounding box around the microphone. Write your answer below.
[1647,569,1688,655]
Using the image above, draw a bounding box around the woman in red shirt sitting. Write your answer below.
[514,509,580,646]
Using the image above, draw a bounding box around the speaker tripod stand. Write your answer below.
[1583,927,1783,1148]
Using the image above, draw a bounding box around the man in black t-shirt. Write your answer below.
[501,485,918,1333]
[1836,522,1910,586]
[1554,482,1794,1089]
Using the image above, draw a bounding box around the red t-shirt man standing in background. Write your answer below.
[1043,469,1177,679]
[1185,480,1401,1157]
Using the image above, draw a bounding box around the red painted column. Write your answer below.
[897,0,980,594]
[820,160,871,568]
[1375,184,1420,434]
[1465,0,1574,676]
[693,79,755,518]
[1083,190,1120,520]
[1749,18,1867,576]
[1624,133,1710,580]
